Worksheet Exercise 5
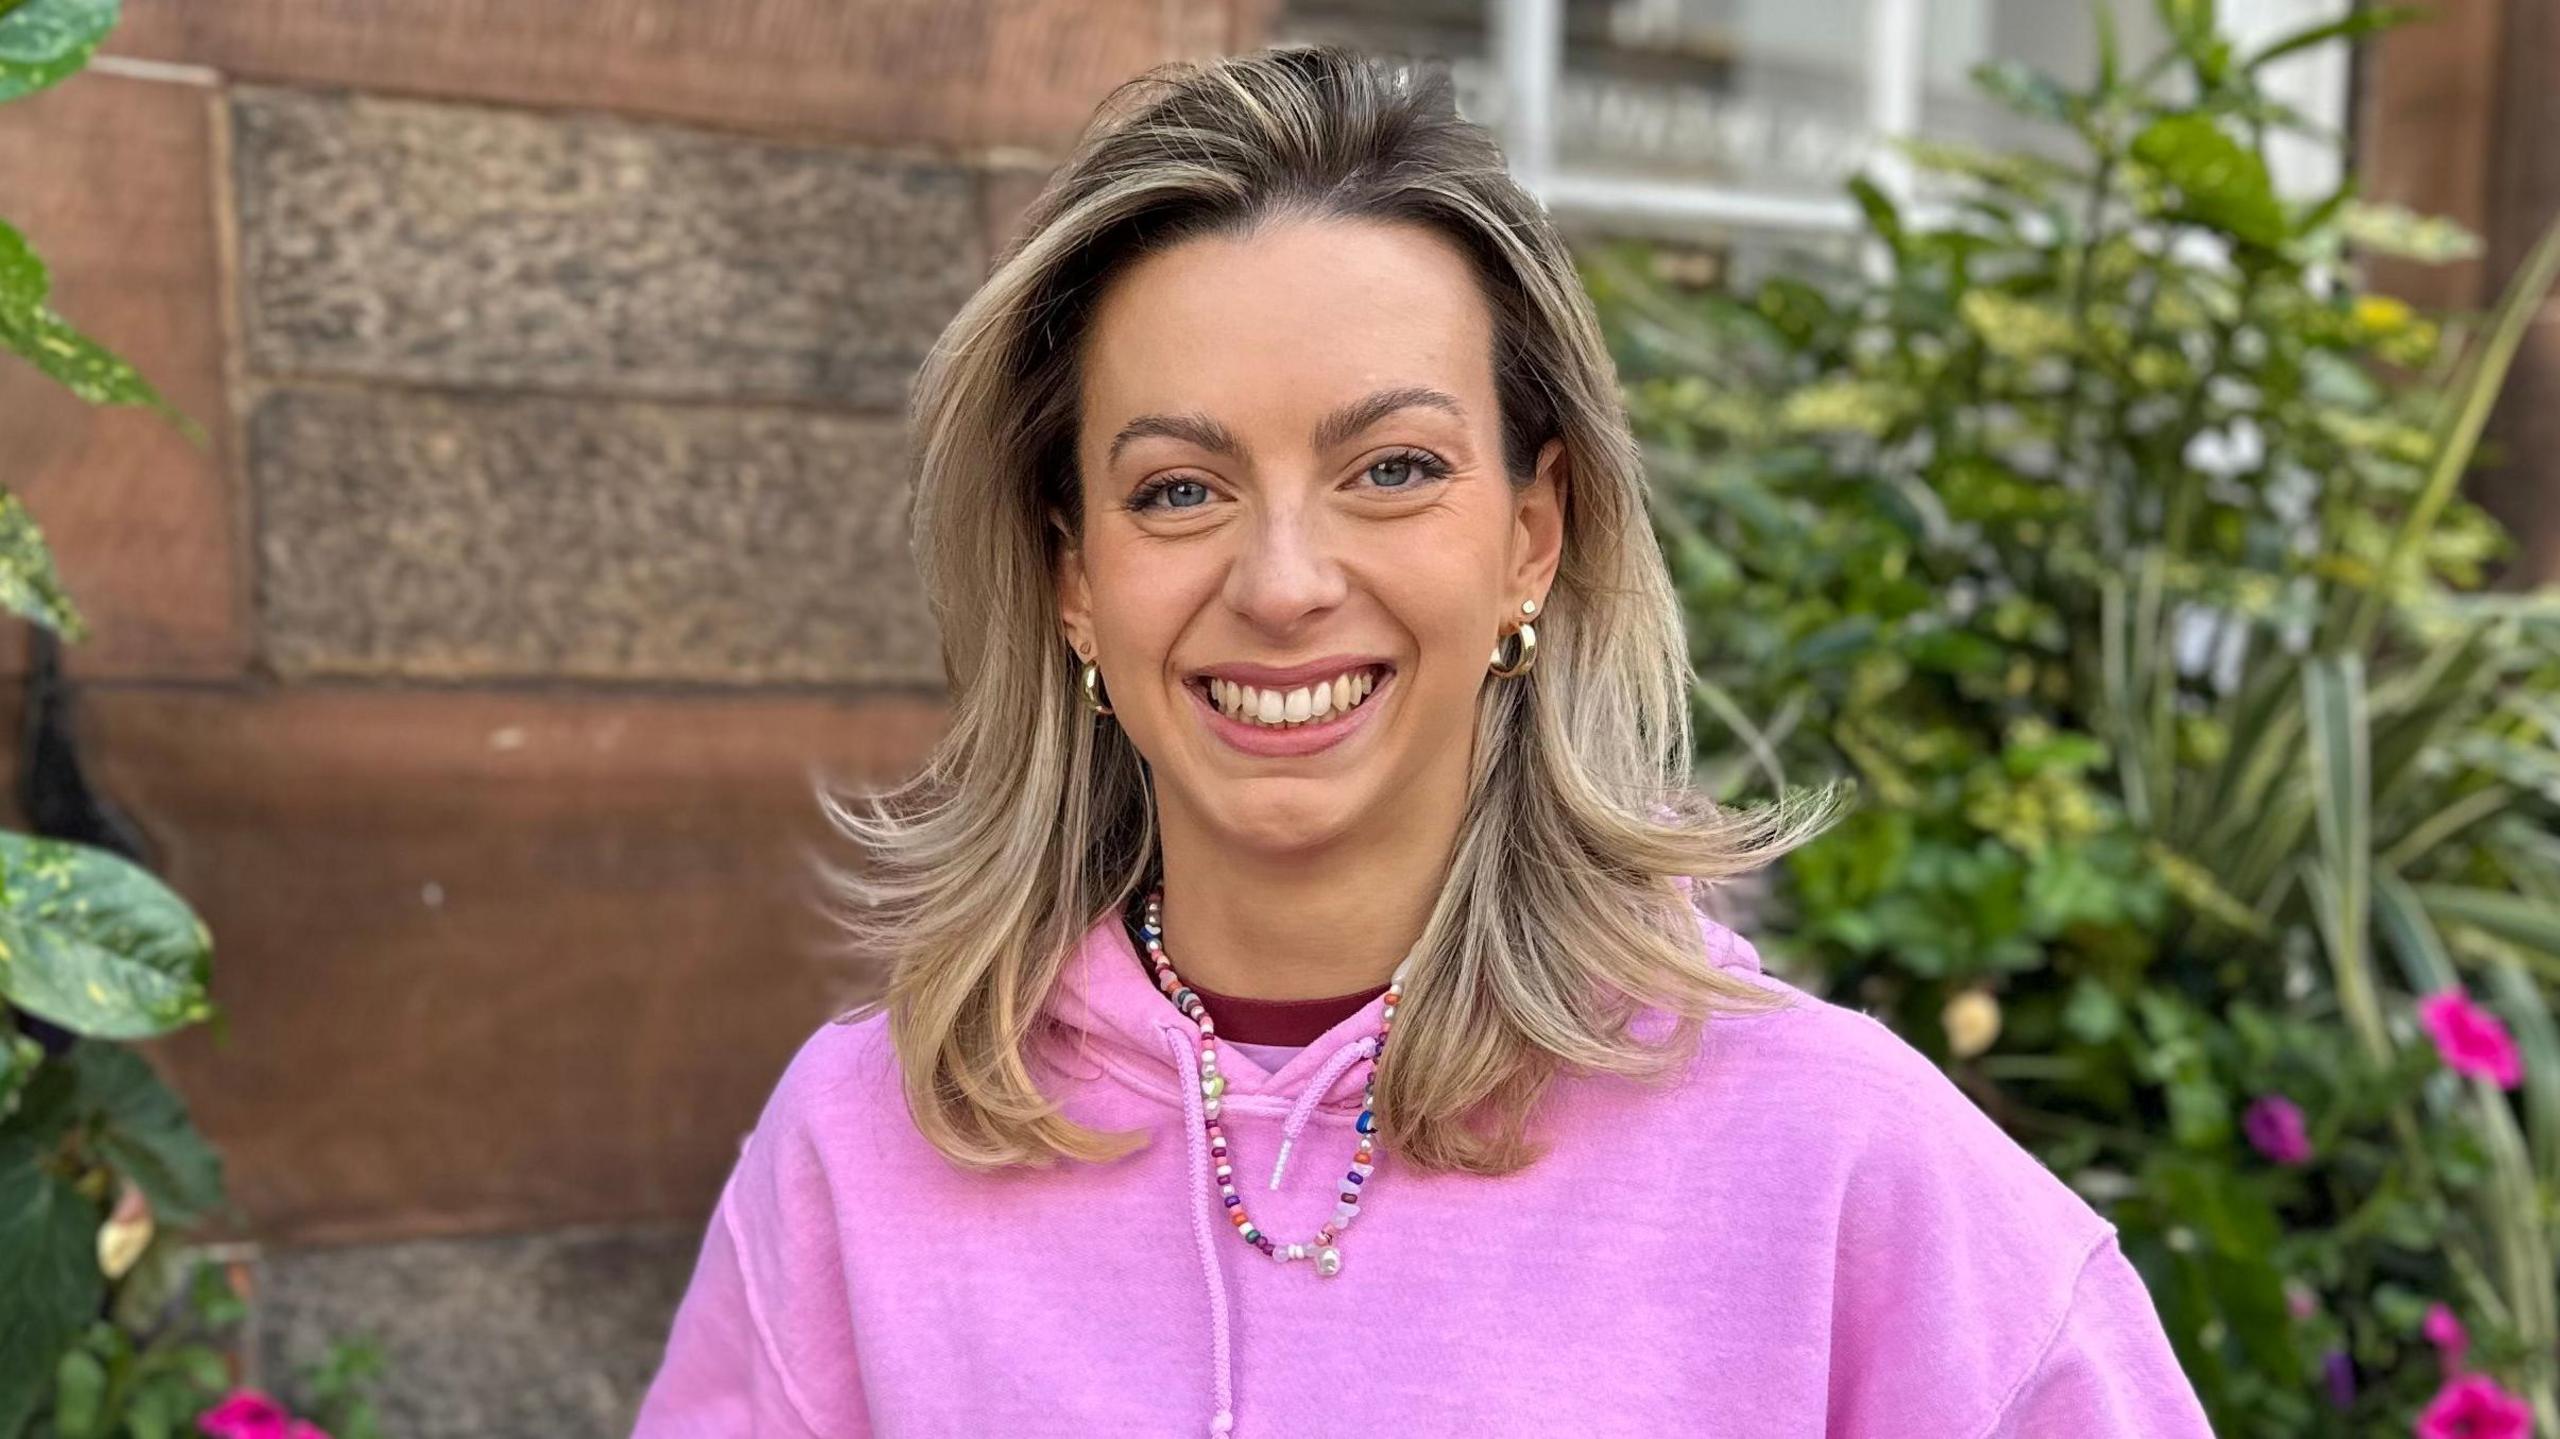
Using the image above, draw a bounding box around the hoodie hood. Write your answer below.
[1041,899,1398,1111]
[1033,880,1758,1437]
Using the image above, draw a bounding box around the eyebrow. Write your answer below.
[1104,385,1468,468]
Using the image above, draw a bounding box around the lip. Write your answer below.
[1187,665,1392,759]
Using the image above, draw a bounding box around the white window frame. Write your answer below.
[1491,0,2353,234]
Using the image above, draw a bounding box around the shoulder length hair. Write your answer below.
[814,42,1842,1177]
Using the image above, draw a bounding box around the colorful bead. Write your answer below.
[1140,886,1399,1280]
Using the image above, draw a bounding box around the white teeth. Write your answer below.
[1206,668,1384,729]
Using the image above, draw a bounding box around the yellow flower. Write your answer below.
[1944,988,2003,1060]
[97,1181,154,1281]
[2352,294,2414,336]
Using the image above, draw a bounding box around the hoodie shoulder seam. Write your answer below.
[1961,1223,2120,1439]
[716,1137,846,1437]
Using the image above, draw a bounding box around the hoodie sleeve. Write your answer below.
[1807,1006,2211,1438]
[633,1024,873,1437]
[1975,1233,2214,1438]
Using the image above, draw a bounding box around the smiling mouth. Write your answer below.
[1189,664,1392,730]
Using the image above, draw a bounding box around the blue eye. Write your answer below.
[1123,477,1213,513]
[1364,449,1453,490]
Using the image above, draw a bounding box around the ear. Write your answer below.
[1051,507,1095,659]
[1509,436,1568,605]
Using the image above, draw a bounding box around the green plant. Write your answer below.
[0,2,381,1434]
[1591,3,2560,1434]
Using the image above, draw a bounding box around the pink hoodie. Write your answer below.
[635,897,2213,1436]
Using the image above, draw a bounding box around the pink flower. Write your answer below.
[198,1389,292,1439]
[284,1424,334,1439]
[2418,990,2524,1090]
[2416,1373,2532,1439]
[2243,1094,2313,1166]
[2424,1302,2469,1370]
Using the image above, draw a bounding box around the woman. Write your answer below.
[635,44,2211,1437]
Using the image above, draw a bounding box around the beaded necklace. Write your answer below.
[1138,887,1410,1278]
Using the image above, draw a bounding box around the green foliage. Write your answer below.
[0,835,215,1040]
[0,0,115,105]
[0,6,384,1434]
[0,0,196,646]
[1593,4,2560,1434]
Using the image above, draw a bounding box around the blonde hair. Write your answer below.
[812,43,1843,1177]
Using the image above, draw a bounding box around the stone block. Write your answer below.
[0,73,243,680]
[89,683,947,1241]
[231,86,981,405]
[247,386,943,685]
[249,1227,699,1438]
[115,0,1208,154]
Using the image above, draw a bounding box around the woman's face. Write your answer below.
[1058,216,1564,859]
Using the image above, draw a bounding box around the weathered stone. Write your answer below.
[248,386,942,684]
[249,1227,700,1438]
[0,73,243,680]
[92,682,945,1241]
[116,0,1211,154]
[231,86,981,405]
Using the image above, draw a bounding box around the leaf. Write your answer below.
[61,1043,224,1227]
[2340,202,2483,264]
[2375,872,2462,994]
[0,832,214,1040]
[1959,290,2078,360]
[1848,174,1904,257]
[1970,60,2075,126]
[2304,657,2394,1065]
[0,1155,105,1438]
[53,1342,105,1438]
[2416,883,2560,958]
[0,300,182,419]
[2247,5,2428,72]
[0,0,118,104]
[2351,211,2560,647]
[2131,113,2285,249]
[0,220,44,309]
[0,487,86,641]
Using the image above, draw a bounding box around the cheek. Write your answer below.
[1367,545,1501,651]
[1086,558,1206,664]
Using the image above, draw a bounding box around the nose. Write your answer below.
[1221,495,1348,632]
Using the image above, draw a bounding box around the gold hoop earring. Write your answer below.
[1489,621,1538,678]
[1078,656,1114,716]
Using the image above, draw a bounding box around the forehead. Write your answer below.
[1077,216,1497,450]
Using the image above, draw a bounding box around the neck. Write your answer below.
[1149,768,1466,1001]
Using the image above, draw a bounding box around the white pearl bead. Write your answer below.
[1203,1097,1220,1119]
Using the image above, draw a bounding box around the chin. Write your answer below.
[1208,785,1373,858]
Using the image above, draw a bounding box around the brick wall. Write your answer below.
[0,0,1265,1250]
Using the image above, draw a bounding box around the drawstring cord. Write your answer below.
[1266,1035,1378,1189]
[1159,1024,1379,1436]
[1162,1026,1239,1437]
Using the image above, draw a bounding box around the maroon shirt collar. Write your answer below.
[1122,901,1392,1045]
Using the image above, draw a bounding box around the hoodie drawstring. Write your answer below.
[1267,1035,1379,1189]
[1162,1026,1240,1436]
[1158,1025,1379,1436]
